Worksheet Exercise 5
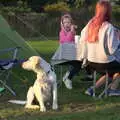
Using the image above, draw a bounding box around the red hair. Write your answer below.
[87,1,112,43]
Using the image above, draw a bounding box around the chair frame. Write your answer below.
[92,70,109,99]
[0,47,20,96]
[92,70,120,99]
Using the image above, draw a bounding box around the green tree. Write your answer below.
[44,1,70,16]
[0,0,17,6]
[27,0,58,12]
[75,0,97,8]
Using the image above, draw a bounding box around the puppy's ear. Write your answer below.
[34,57,41,68]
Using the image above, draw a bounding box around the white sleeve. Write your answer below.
[79,25,88,42]
[107,25,120,55]
[77,25,88,60]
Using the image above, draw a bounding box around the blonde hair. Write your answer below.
[61,14,73,25]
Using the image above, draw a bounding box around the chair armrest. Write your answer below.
[0,47,21,54]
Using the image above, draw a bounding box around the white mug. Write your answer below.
[75,35,80,44]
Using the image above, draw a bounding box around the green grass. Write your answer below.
[0,40,120,120]
[27,40,59,61]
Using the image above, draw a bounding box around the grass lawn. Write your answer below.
[0,40,120,120]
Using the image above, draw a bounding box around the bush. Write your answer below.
[0,0,31,15]
[112,5,120,24]
[44,2,70,16]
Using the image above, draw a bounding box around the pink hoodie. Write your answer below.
[59,28,75,44]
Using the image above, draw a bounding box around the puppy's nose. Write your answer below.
[22,62,25,68]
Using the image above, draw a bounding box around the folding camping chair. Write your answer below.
[91,27,120,99]
[91,70,110,99]
[91,69,120,99]
[0,46,21,96]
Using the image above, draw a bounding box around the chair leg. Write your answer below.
[105,72,109,98]
[0,80,16,96]
[93,71,96,98]
[98,71,109,98]
[53,65,63,88]
[93,71,109,99]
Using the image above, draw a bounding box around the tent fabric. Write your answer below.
[0,15,39,59]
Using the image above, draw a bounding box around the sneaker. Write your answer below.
[63,71,70,81]
[85,87,93,96]
[63,72,72,89]
[107,89,120,96]
[63,78,72,89]
[86,75,93,79]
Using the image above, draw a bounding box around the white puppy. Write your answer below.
[22,56,58,112]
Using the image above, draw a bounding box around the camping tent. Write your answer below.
[0,15,40,94]
[0,15,39,59]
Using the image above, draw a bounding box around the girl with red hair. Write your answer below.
[78,1,120,96]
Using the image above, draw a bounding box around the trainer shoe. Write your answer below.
[107,89,120,96]
[63,72,72,89]
[63,78,72,89]
[85,87,93,96]
[63,71,70,80]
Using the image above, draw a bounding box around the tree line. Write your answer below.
[0,0,119,12]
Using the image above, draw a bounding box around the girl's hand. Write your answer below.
[71,25,77,32]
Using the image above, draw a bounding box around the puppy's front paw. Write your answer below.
[52,104,58,110]
[25,104,40,109]
[40,106,46,112]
